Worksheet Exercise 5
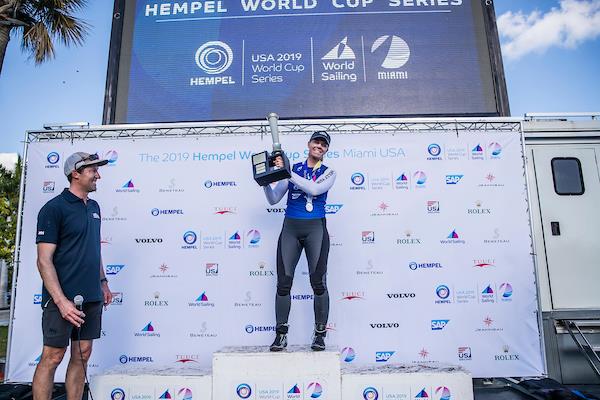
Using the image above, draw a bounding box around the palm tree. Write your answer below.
[0,0,89,75]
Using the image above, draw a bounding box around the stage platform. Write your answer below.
[91,346,473,399]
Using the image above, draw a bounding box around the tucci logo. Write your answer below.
[325,204,343,214]
[341,347,356,362]
[151,208,184,216]
[105,264,125,275]
[375,351,395,362]
[431,319,449,330]
[236,384,252,399]
[435,386,452,400]
[340,291,365,301]
[446,174,463,184]
[47,152,60,164]
[363,387,378,400]
[110,388,125,400]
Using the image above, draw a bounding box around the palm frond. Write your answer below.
[21,21,54,63]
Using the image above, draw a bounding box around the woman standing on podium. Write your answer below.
[262,131,337,351]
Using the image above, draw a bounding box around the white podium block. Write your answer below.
[213,346,342,400]
[341,364,473,400]
[90,365,212,400]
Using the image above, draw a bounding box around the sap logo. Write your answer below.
[386,293,416,299]
[135,238,163,244]
[369,322,400,329]
[105,264,125,275]
[446,175,463,184]
[375,351,395,362]
[325,204,343,214]
[33,294,42,304]
[431,319,449,330]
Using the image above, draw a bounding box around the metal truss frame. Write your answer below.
[26,117,522,143]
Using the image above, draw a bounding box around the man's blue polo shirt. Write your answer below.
[36,188,103,305]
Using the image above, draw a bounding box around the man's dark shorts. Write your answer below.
[42,300,103,348]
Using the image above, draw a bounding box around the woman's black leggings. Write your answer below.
[275,217,330,327]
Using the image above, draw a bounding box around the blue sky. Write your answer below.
[0,0,598,154]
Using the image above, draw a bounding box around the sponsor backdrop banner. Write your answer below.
[113,0,499,122]
[8,131,544,381]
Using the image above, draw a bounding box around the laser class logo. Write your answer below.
[350,172,366,189]
[499,283,513,300]
[413,171,427,187]
[472,143,484,160]
[307,382,323,398]
[371,35,410,69]
[247,229,261,247]
[43,181,55,193]
[341,347,356,362]
[178,388,193,400]
[489,142,503,158]
[195,41,233,74]
[435,386,452,400]
[182,231,198,249]
[110,388,125,400]
[363,387,379,400]
[427,143,442,160]
[46,151,60,166]
[104,150,118,165]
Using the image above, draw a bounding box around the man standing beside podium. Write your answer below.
[33,152,112,400]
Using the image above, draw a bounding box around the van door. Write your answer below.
[532,146,600,309]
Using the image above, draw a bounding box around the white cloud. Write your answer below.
[0,153,18,171]
[497,0,600,60]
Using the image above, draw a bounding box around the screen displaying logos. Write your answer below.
[107,1,506,123]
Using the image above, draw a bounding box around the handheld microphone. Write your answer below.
[74,295,84,311]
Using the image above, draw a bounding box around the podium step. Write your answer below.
[213,346,342,400]
[89,365,212,400]
[342,364,474,400]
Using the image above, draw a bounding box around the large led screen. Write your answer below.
[106,0,508,123]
